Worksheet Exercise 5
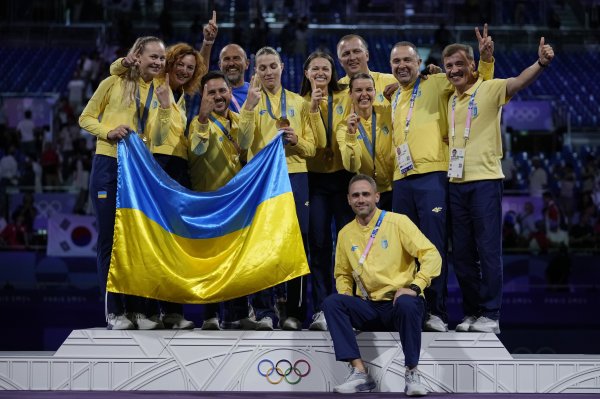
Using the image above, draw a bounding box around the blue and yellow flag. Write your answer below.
[107,133,309,303]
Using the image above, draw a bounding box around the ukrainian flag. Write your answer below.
[107,133,309,303]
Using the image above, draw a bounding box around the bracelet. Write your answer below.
[537,59,548,68]
[203,39,215,45]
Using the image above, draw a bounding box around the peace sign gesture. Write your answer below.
[203,11,218,42]
[475,23,494,62]
[198,83,215,123]
[244,74,262,111]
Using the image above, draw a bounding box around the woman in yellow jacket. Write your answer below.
[337,73,395,211]
[298,51,354,331]
[79,36,173,330]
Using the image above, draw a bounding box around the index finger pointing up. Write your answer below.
[211,10,216,24]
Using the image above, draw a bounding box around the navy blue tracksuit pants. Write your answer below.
[449,179,503,320]
[323,294,425,368]
[392,171,448,322]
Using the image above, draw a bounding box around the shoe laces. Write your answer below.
[406,369,421,384]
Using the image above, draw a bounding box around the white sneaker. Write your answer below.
[201,317,221,330]
[309,311,328,331]
[333,366,376,393]
[469,316,500,333]
[281,317,302,330]
[163,313,194,329]
[129,313,159,330]
[107,314,134,330]
[256,317,274,331]
[405,368,428,396]
[455,315,477,332]
[423,314,448,332]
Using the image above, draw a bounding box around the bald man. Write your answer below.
[219,43,250,112]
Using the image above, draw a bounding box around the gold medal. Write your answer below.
[139,133,148,143]
[276,117,290,129]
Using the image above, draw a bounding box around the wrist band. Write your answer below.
[537,59,548,68]
[203,39,215,45]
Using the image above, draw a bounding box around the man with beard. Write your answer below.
[442,36,554,334]
[219,44,250,113]
[188,71,257,330]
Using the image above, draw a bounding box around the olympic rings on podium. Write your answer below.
[257,358,311,384]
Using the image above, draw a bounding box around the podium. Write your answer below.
[1,329,599,392]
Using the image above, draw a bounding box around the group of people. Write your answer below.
[79,11,555,395]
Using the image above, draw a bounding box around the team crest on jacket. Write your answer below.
[259,109,267,115]
[351,245,358,252]
[289,108,295,117]
[432,207,443,213]
[152,100,158,109]
[381,239,388,249]
[336,105,344,115]
[377,93,384,102]
[382,126,389,135]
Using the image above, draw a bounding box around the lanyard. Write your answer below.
[230,94,241,112]
[264,88,287,121]
[357,110,377,160]
[318,90,334,148]
[391,77,420,137]
[208,113,241,154]
[358,210,387,266]
[451,82,482,143]
[136,82,154,135]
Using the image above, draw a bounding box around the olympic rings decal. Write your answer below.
[257,358,311,384]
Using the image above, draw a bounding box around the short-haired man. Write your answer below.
[442,36,554,333]
[323,174,441,396]
[336,34,397,109]
[188,70,256,330]
[388,26,494,333]
[218,44,250,112]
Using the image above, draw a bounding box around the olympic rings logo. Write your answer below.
[257,359,311,385]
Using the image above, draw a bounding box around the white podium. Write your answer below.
[1,329,599,393]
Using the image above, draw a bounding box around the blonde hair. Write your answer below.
[255,46,282,64]
[121,36,164,106]
[165,43,205,94]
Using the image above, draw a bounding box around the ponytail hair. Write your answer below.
[121,36,164,106]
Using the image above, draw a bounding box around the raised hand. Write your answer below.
[475,23,494,62]
[122,52,139,68]
[383,82,399,101]
[156,73,171,109]
[244,75,262,111]
[203,11,218,42]
[107,125,131,141]
[310,76,324,112]
[347,104,358,135]
[538,37,554,66]
[198,83,215,123]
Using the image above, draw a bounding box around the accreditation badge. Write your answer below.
[396,143,414,174]
[448,147,465,178]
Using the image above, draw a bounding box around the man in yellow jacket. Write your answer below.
[323,174,441,396]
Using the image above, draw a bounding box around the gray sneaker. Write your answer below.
[469,316,500,333]
[128,313,159,330]
[423,314,448,332]
[107,314,134,330]
[309,311,328,331]
[405,368,428,396]
[455,315,477,332]
[163,313,194,329]
[281,317,302,330]
[149,314,165,329]
[256,316,274,331]
[201,317,221,330]
[333,366,376,393]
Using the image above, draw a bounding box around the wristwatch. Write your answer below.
[408,284,421,296]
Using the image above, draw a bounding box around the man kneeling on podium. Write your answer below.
[323,174,441,396]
